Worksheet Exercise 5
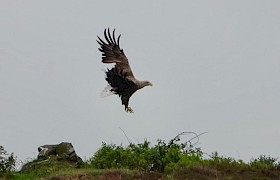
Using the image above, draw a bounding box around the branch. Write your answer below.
[119,127,131,144]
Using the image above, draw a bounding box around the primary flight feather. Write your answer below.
[97,28,152,113]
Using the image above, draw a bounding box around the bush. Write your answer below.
[206,152,248,171]
[90,134,280,175]
[90,141,160,171]
[0,146,16,175]
[90,133,204,172]
[164,149,204,173]
[250,155,279,169]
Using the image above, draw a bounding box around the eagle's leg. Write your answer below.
[126,107,134,113]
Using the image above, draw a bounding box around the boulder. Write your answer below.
[38,142,82,163]
[21,142,83,173]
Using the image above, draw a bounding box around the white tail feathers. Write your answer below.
[100,84,115,97]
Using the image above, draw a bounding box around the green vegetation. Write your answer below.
[1,134,280,179]
[0,146,16,174]
[90,133,204,173]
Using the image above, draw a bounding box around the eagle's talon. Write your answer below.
[126,107,134,113]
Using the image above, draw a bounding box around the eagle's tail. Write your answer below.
[100,84,115,98]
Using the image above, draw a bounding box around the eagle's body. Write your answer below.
[97,29,152,113]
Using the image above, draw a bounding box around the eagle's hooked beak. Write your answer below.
[148,82,153,86]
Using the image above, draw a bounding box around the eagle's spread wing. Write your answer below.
[97,29,135,81]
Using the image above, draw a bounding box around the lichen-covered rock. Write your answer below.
[37,144,57,160]
[21,142,83,173]
[38,142,82,164]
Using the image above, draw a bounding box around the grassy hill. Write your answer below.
[1,135,280,179]
[2,159,280,180]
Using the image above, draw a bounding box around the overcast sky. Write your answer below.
[1,1,280,165]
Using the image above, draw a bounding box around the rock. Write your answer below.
[37,144,57,160]
[21,142,83,173]
[37,142,83,163]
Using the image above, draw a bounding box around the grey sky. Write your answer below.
[1,1,280,164]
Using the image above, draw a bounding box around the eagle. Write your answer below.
[97,29,152,113]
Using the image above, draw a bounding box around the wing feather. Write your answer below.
[107,29,114,44]
[117,35,121,46]
[112,29,117,44]
[97,28,135,80]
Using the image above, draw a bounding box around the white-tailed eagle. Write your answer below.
[97,29,152,113]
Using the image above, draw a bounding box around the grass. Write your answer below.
[2,164,280,180]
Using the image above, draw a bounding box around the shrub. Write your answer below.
[250,155,279,169]
[90,133,204,172]
[0,146,16,175]
[90,141,157,171]
[90,133,280,175]
[206,152,248,170]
